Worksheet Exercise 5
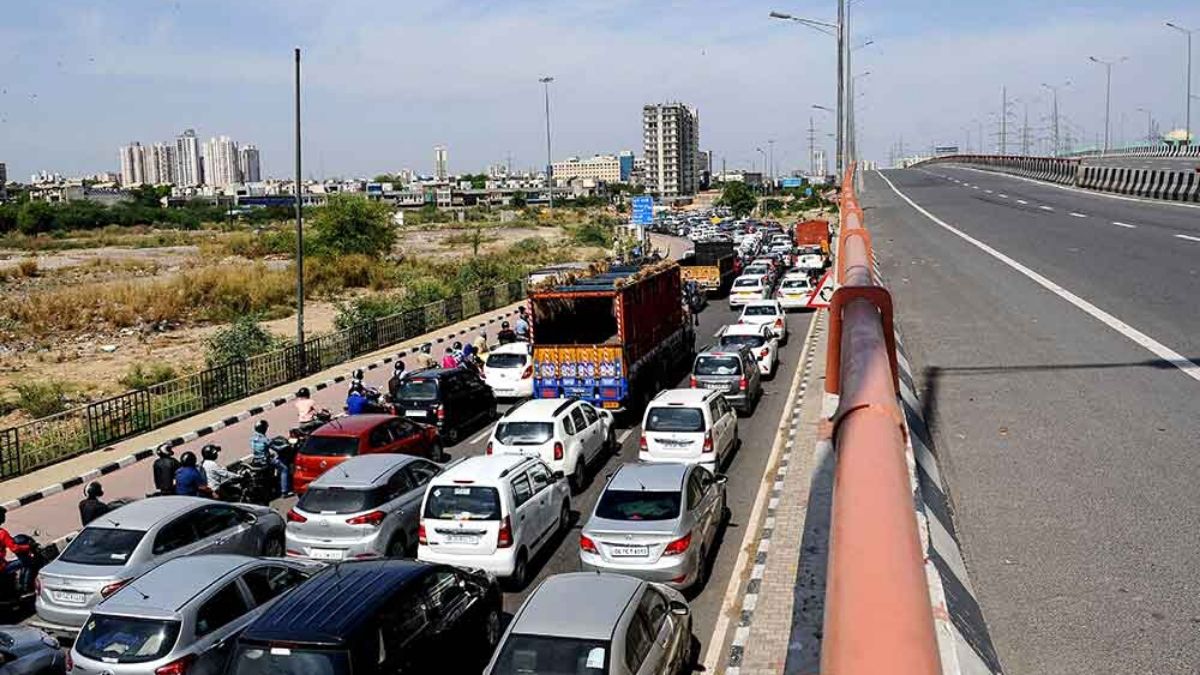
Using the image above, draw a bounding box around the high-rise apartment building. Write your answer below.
[642,103,700,198]
[119,142,147,186]
[175,129,202,187]
[0,163,7,201]
[143,143,177,185]
[203,135,241,187]
[434,146,448,180]
[551,155,624,183]
[239,145,262,183]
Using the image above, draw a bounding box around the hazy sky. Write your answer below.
[1,1,1197,180]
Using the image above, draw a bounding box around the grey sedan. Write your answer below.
[34,497,284,637]
[0,626,64,674]
[69,555,319,675]
[579,463,727,590]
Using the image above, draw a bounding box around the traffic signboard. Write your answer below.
[806,270,835,309]
[631,196,654,226]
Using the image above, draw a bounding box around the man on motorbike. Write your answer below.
[174,451,206,496]
[0,507,32,592]
[514,307,531,341]
[497,321,517,344]
[472,331,489,361]
[387,361,408,402]
[152,442,180,496]
[440,346,458,369]
[78,482,111,526]
[414,343,437,370]
[345,382,371,415]
[251,420,291,496]
[201,445,238,498]
[294,387,328,426]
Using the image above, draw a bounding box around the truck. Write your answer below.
[679,240,737,295]
[529,261,696,414]
[793,219,831,253]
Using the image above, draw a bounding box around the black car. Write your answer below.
[391,367,496,444]
[224,560,503,675]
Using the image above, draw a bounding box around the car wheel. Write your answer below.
[484,606,502,650]
[568,460,585,494]
[262,532,284,557]
[605,429,618,455]
[386,534,407,558]
[506,550,528,591]
[558,502,571,535]
[695,546,711,588]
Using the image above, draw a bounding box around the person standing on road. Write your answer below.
[251,420,290,496]
[78,482,111,526]
[152,443,179,496]
[514,307,530,341]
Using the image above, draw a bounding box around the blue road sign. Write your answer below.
[780,177,803,188]
[631,196,654,225]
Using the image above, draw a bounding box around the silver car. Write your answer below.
[34,497,285,637]
[285,454,442,561]
[0,626,64,674]
[486,572,694,675]
[579,463,727,590]
[69,555,319,675]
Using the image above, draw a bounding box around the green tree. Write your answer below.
[205,315,285,366]
[761,198,785,215]
[716,181,758,218]
[307,195,397,258]
[17,201,57,234]
[510,191,527,208]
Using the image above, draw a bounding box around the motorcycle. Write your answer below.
[218,437,292,506]
[289,410,334,448]
[0,534,57,619]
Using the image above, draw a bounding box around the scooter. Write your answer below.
[0,534,57,620]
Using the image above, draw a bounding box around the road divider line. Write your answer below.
[1016,199,1028,205]
[877,170,1200,386]
[1069,212,1087,218]
[984,189,993,194]
[1112,221,1137,229]
[998,194,1008,198]
[1038,205,1054,211]
[467,426,493,446]
[617,428,633,443]
[1175,234,1200,243]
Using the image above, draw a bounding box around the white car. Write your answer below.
[796,253,826,271]
[739,300,788,343]
[482,342,534,399]
[729,274,770,308]
[487,397,616,494]
[776,275,814,310]
[718,323,779,377]
[639,389,738,473]
[418,454,571,588]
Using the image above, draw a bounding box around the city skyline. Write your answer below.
[117,130,261,188]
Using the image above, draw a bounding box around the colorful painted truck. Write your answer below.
[793,219,831,253]
[529,261,696,413]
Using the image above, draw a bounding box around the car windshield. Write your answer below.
[721,334,766,349]
[595,490,681,521]
[645,407,705,432]
[694,355,741,376]
[733,278,761,288]
[424,485,501,520]
[74,614,181,664]
[782,279,811,289]
[495,422,554,445]
[487,353,527,368]
[229,646,349,675]
[297,486,388,514]
[300,435,359,457]
[745,266,769,274]
[59,528,145,566]
[396,379,438,400]
[492,634,610,675]
[743,305,778,316]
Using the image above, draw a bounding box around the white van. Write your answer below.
[638,389,738,473]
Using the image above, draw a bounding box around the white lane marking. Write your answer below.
[877,171,1200,386]
[1016,199,1029,205]
[984,189,994,194]
[1112,221,1137,229]
[1038,205,1054,211]
[1175,234,1200,243]
[618,428,633,443]
[1069,212,1087,218]
[998,194,1008,198]
[972,185,981,190]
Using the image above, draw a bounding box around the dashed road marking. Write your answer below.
[468,426,494,446]
[984,189,993,194]
[618,428,633,443]
[1038,205,1054,211]
[1069,212,1087,218]
[998,194,1008,198]
[1175,234,1200,243]
[1016,199,1028,205]
[1112,221,1137,229]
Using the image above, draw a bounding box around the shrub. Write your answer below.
[16,259,38,277]
[14,381,66,417]
[205,315,287,366]
[573,222,612,248]
[119,362,180,390]
[333,295,405,331]
[308,195,397,258]
[305,254,377,297]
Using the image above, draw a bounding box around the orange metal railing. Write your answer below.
[822,165,942,674]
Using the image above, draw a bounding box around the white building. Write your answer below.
[144,143,177,185]
[434,146,448,180]
[119,142,146,187]
[643,103,700,198]
[551,155,623,183]
[239,145,262,183]
[203,135,241,187]
[175,129,202,188]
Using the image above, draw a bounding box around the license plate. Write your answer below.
[52,590,86,604]
[611,546,649,557]
[702,382,727,389]
[445,534,480,545]
[405,410,427,418]
[310,548,344,561]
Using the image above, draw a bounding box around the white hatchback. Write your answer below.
[483,342,534,399]
[718,323,779,377]
[739,300,788,343]
[729,274,769,308]
[776,275,814,310]
[639,389,738,473]
[487,398,615,494]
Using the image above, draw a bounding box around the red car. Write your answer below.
[292,414,443,494]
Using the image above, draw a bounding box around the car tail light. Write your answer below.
[689,375,698,388]
[739,376,748,391]
[639,436,648,453]
[286,508,307,524]
[418,521,427,545]
[486,441,493,455]
[521,365,533,379]
[760,348,770,358]
[100,579,130,598]
[497,516,514,548]
[553,441,564,460]
[702,432,714,454]
[775,318,784,328]
[663,532,693,556]
[346,510,386,527]
[580,534,598,554]
[154,654,196,675]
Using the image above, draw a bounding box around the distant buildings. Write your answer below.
[175,129,202,187]
[115,129,259,188]
[119,142,146,187]
[643,102,700,198]
[434,146,448,180]
[239,145,261,183]
[551,154,624,183]
[202,136,240,187]
[145,143,177,186]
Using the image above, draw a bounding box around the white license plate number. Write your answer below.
[703,382,726,389]
[611,546,649,557]
[405,410,427,418]
[310,548,345,561]
[445,534,480,545]
[53,590,87,604]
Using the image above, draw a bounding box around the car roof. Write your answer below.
[503,397,578,421]
[311,414,393,437]
[511,573,642,640]
[650,388,714,405]
[88,496,211,531]
[403,368,461,381]
[308,453,421,488]
[743,300,780,308]
[99,555,261,618]
[435,454,536,483]
[609,463,688,491]
[240,560,430,646]
[733,274,764,283]
[721,323,769,336]
[698,346,749,359]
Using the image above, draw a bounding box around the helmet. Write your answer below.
[254,420,269,434]
[0,506,7,525]
[452,341,462,350]
[352,369,364,381]
[155,442,175,458]
[349,381,365,394]
[394,360,406,372]
[85,482,103,498]
[297,386,310,398]
[201,444,220,461]
[501,321,510,329]
[180,451,197,467]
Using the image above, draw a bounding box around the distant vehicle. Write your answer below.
[776,274,815,310]
[293,414,442,494]
[718,323,779,377]
[795,252,825,272]
[390,368,495,444]
[487,398,616,494]
[287,454,443,561]
[639,389,739,473]
[418,455,570,588]
[34,497,284,638]
[70,555,318,675]
[485,572,695,675]
[679,240,736,296]
[739,300,788,343]
[793,219,831,252]
[482,342,535,400]
[729,274,770,308]
[579,463,728,590]
[226,560,503,675]
[690,346,762,414]
[0,626,64,674]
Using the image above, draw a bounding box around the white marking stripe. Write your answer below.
[1069,212,1087,218]
[998,194,1008,198]
[1175,234,1200,243]
[878,171,1200,385]
[1038,205,1054,211]
[984,189,993,194]
[467,426,493,446]
[1112,221,1137,229]
[618,429,633,443]
[1016,199,1028,204]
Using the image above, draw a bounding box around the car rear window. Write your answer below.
[300,435,360,457]
[645,407,705,432]
[424,485,502,520]
[782,279,811,289]
[229,646,348,675]
[297,486,388,515]
[595,490,681,521]
[721,334,765,349]
[75,614,181,663]
[743,305,778,316]
[396,379,439,400]
[59,528,145,566]
[495,422,554,445]
[492,635,609,675]
[733,278,761,288]
[694,355,741,376]
[487,353,527,368]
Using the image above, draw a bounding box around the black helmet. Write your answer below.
[155,442,174,458]
[502,321,510,329]
[0,506,7,525]
[180,451,197,467]
[421,343,432,353]
[254,420,269,434]
[352,369,364,381]
[201,444,220,461]
[297,386,310,398]
[394,360,406,372]
[85,482,103,498]
[452,341,462,350]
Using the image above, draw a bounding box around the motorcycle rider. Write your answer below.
[174,451,206,496]
[472,331,489,361]
[78,482,111,526]
[0,506,32,592]
[413,343,437,370]
[251,420,291,496]
[440,346,458,369]
[294,387,328,427]
[345,381,371,415]
[497,321,517,344]
[387,361,408,402]
[201,445,238,497]
[152,442,180,496]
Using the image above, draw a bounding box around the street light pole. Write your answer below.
[767,139,775,189]
[293,47,305,346]
[539,76,554,209]
[770,8,845,179]
[1089,56,1126,153]
[1166,22,1194,147]
[1136,107,1154,145]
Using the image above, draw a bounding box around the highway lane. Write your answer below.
[865,168,1200,673]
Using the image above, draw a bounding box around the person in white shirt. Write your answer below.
[200,444,237,494]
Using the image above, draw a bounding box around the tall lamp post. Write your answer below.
[1041,81,1070,157]
[293,47,305,346]
[1136,107,1155,145]
[538,76,554,209]
[1089,55,1127,153]
[1166,22,1194,147]
[770,7,845,178]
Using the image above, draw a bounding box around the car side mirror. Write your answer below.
[669,600,690,616]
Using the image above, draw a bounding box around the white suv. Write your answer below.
[418,454,571,589]
[718,323,779,377]
[639,389,738,473]
[487,398,616,494]
[739,299,788,343]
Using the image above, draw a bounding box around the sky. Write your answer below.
[1,0,1198,181]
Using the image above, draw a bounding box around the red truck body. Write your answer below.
[794,220,831,250]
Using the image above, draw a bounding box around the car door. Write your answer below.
[580,403,604,461]
[525,462,560,548]
[190,579,255,675]
[366,422,396,457]
[388,418,424,457]
[399,460,441,544]
[378,587,433,674]
[193,504,254,554]
[508,472,541,552]
[638,587,685,673]
[688,467,718,550]
[569,406,591,465]
[417,568,481,667]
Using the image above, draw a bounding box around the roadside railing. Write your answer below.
[0,279,526,480]
[822,165,941,673]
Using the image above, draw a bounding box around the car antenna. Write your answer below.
[126,580,151,601]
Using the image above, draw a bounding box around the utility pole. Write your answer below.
[808,117,817,176]
[767,139,776,187]
[836,0,846,177]
[1089,56,1126,154]
[1021,103,1031,156]
[1137,107,1154,144]
[1042,82,1068,157]
[293,47,305,346]
[1166,23,1194,147]
[539,76,554,209]
[1000,86,1009,155]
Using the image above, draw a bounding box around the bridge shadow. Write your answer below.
[783,440,834,674]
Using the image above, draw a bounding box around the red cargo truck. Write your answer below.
[793,219,831,253]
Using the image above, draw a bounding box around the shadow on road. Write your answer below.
[783,440,834,674]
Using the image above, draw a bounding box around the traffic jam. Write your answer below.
[2,217,832,675]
